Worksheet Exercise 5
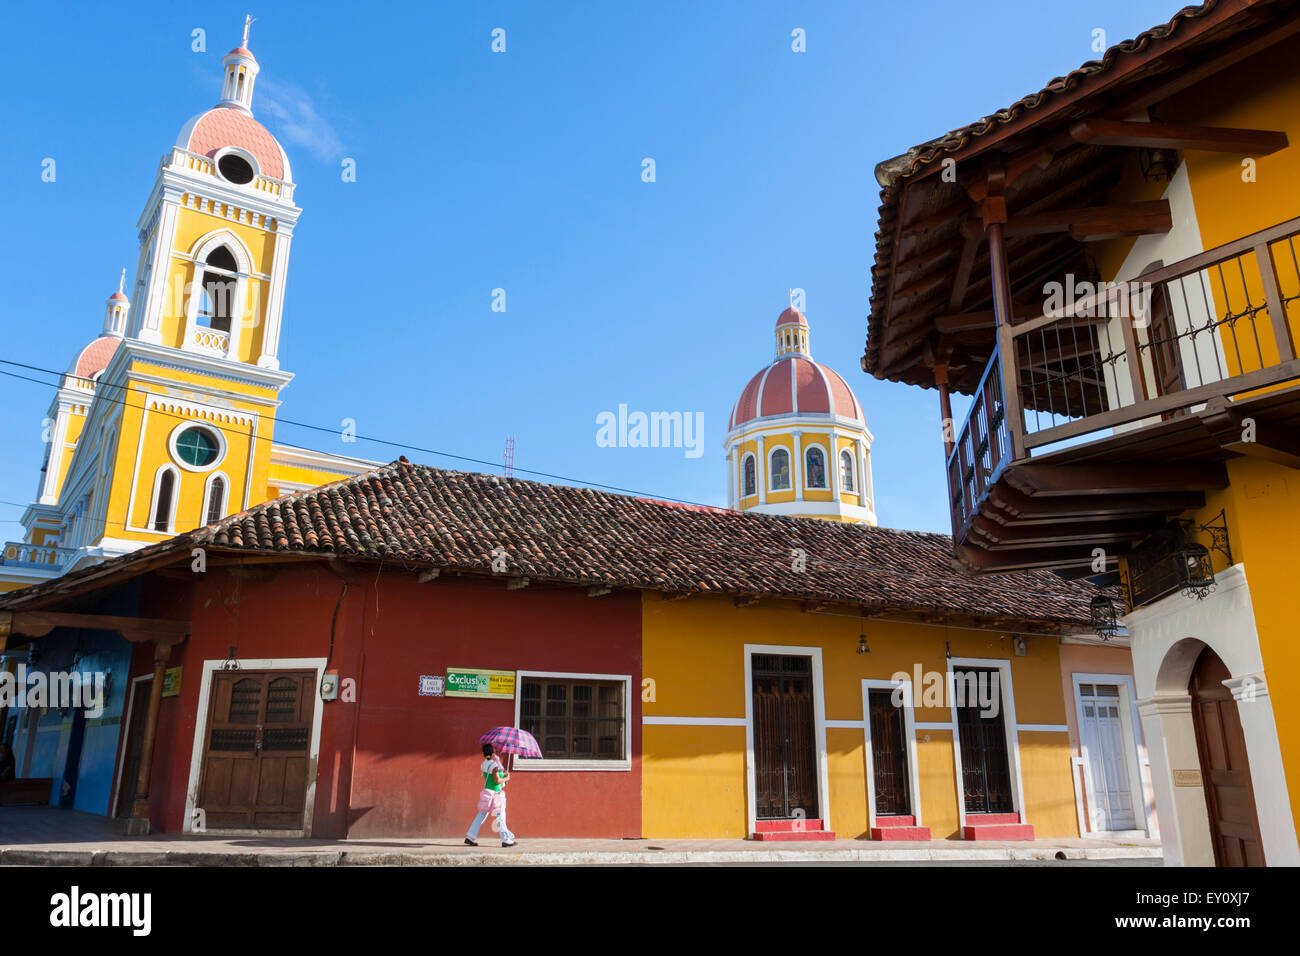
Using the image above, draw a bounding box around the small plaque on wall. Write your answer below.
[161,666,182,698]
[1173,769,1202,787]
[419,675,445,697]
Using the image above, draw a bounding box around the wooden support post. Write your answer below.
[935,364,955,457]
[126,642,172,835]
[984,186,1027,461]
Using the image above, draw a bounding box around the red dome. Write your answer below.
[108,291,128,302]
[728,356,865,430]
[227,46,256,58]
[776,307,808,328]
[71,336,122,380]
[178,106,288,181]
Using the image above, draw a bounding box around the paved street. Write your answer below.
[0,806,1162,866]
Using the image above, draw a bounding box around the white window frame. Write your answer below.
[946,656,1027,828]
[767,445,792,493]
[202,470,231,525]
[839,448,855,493]
[149,464,180,534]
[168,420,227,474]
[512,670,632,772]
[861,678,922,829]
[743,644,830,832]
[803,443,829,490]
[1071,671,1151,837]
[741,452,758,498]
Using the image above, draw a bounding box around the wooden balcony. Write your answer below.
[947,216,1300,574]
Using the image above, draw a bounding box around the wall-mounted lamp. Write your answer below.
[857,634,869,655]
[1139,147,1179,183]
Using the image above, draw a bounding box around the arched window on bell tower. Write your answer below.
[197,246,239,333]
[151,465,179,533]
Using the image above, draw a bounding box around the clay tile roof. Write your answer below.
[863,0,1250,379]
[0,460,1105,628]
[186,460,1097,628]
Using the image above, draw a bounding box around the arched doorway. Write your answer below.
[1188,646,1264,866]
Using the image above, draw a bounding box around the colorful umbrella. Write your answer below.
[479,726,542,759]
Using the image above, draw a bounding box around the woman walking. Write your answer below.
[465,743,516,847]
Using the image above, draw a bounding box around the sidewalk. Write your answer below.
[0,807,1163,866]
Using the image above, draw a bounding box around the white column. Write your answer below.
[858,440,871,509]
[830,433,841,503]
[756,436,767,505]
[726,448,737,509]
[139,199,180,344]
[792,431,803,500]
[1225,674,1300,865]
[1137,694,1215,867]
[258,226,294,370]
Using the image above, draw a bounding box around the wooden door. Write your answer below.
[114,679,153,819]
[868,689,910,816]
[751,655,818,819]
[197,670,315,829]
[954,668,1013,813]
[1190,648,1264,866]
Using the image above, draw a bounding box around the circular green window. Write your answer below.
[175,427,220,467]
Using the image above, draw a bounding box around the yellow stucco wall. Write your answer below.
[641,592,1078,839]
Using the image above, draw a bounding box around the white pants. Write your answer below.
[467,806,514,843]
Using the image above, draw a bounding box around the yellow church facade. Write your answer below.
[0,27,375,592]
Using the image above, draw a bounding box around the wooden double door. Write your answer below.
[752,655,818,819]
[196,670,316,830]
[1189,647,1265,866]
[954,668,1013,814]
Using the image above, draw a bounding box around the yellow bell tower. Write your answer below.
[0,21,377,591]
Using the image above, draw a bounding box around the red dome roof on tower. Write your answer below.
[178,107,287,181]
[729,358,864,430]
[729,306,866,431]
[71,336,122,380]
[227,46,255,58]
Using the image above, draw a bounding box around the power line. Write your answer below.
[0,355,718,507]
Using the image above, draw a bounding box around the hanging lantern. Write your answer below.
[1177,542,1215,599]
[1089,595,1120,640]
[1139,147,1179,183]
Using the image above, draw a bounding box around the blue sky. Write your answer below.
[0,0,1181,537]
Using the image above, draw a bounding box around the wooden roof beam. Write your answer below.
[0,610,188,645]
[1070,118,1288,155]
[1005,461,1228,497]
[961,200,1171,241]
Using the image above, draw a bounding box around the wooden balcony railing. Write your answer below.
[945,215,1300,543]
[946,352,1010,539]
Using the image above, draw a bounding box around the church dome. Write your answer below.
[729,357,864,430]
[724,304,876,525]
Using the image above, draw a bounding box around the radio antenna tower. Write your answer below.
[503,435,516,478]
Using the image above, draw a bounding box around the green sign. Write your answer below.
[161,666,182,698]
[445,668,515,699]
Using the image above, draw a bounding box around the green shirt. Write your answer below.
[482,759,503,792]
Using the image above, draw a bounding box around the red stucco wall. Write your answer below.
[127,563,642,839]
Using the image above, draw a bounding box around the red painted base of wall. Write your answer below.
[751,819,836,841]
[870,815,931,841]
[962,813,1034,840]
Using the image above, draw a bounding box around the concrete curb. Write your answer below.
[1,844,1163,866]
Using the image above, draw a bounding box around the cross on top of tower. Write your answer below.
[243,15,255,48]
